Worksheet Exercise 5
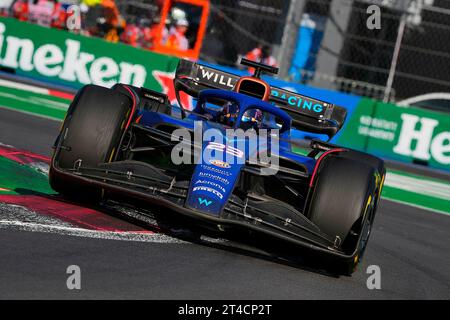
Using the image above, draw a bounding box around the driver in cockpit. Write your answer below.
[240,109,263,130]
[216,101,240,127]
[216,102,263,131]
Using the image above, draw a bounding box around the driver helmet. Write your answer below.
[241,109,263,130]
[219,101,240,126]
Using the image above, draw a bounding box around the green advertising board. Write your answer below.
[338,99,450,171]
[0,17,179,91]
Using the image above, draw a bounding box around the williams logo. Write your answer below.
[198,198,212,206]
[198,67,236,89]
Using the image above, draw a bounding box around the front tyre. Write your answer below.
[50,85,134,202]
[308,155,380,275]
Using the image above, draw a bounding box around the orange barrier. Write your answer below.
[152,0,210,60]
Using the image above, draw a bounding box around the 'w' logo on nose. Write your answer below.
[198,198,212,206]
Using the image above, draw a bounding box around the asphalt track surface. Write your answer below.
[0,107,449,299]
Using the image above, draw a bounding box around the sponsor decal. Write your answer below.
[200,165,232,176]
[339,100,450,171]
[271,89,324,113]
[196,66,326,114]
[193,186,223,199]
[172,120,280,175]
[195,180,226,193]
[209,159,231,169]
[0,22,146,87]
[198,172,230,185]
[393,114,450,165]
[198,67,236,89]
[358,115,398,141]
[197,197,212,207]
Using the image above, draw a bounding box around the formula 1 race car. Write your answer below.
[49,58,385,275]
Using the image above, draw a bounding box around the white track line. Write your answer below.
[0,220,186,244]
[0,78,50,95]
[0,91,69,110]
[0,105,62,122]
[385,172,450,200]
[381,197,450,216]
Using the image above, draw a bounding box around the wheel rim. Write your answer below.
[358,206,374,259]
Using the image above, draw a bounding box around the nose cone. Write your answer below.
[185,141,245,216]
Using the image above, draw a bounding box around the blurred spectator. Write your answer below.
[120,18,140,47]
[12,0,65,28]
[141,22,154,49]
[0,0,13,17]
[171,7,186,24]
[101,0,119,27]
[7,0,197,54]
[28,0,58,27]
[104,26,119,42]
[141,16,169,50]
[245,44,278,73]
[12,0,29,21]
[165,18,189,51]
[82,0,123,42]
[50,0,67,29]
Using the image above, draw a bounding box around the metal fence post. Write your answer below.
[278,0,305,80]
[383,13,406,103]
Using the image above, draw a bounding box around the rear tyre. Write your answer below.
[50,85,133,201]
[308,155,378,275]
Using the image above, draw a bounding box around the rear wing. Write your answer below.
[174,59,347,138]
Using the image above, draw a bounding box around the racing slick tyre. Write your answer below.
[308,155,380,275]
[49,84,133,202]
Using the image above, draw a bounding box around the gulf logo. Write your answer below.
[209,159,231,169]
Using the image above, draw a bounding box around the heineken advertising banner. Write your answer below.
[337,99,450,171]
[0,17,180,100]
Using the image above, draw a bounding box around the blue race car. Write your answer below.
[50,59,385,275]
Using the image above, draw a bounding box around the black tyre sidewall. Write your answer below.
[308,155,377,274]
[50,85,133,199]
[57,85,131,169]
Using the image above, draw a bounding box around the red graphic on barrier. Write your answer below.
[153,70,193,110]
